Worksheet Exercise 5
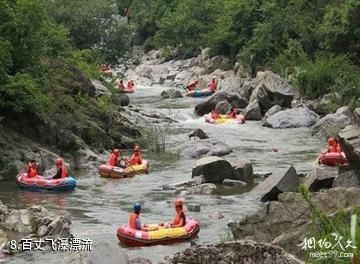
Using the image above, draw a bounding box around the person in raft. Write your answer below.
[160,199,186,228]
[129,203,154,231]
[127,80,135,90]
[118,80,125,90]
[128,145,142,165]
[186,80,199,92]
[26,160,38,178]
[208,78,218,93]
[53,158,69,179]
[327,137,342,153]
[210,110,219,120]
[229,107,237,119]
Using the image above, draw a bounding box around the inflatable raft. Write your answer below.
[185,89,214,97]
[119,88,135,94]
[117,218,200,246]
[16,173,77,191]
[319,152,348,166]
[205,114,245,124]
[99,160,149,179]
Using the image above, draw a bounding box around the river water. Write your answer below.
[0,85,323,263]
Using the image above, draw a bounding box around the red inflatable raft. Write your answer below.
[117,218,200,246]
[319,152,348,166]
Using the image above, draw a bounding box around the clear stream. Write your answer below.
[0,85,323,263]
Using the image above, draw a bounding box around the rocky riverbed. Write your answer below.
[1,47,359,263]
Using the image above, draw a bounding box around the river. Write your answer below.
[0,85,323,263]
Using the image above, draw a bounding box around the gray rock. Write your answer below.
[3,209,34,233]
[130,257,152,264]
[192,156,234,183]
[230,188,360,259]
[312,106,352,137]
[332,165,360,188]
[173,176,205,188]
[304,164,339,192]
[250,166,299,202]
[244,100,262,120]
[264,105,282,119]
[118,94,130,106]
[91,80,110,96]
[37,225,48,237]
[195,92,248,116]
[61,241,129,264]
[219,76,241,93]
[169,240,303,264]
[249,71,296,112]
[187,204,201,212]
[214,100,231,115]
[209,211,224,220]
[188,129,209,140]
[161,89,183,99]
[264,107,319,129]
[223,179,247,187]
[177,183,217,195]
[338,124,360,166]
[354,107,360,126]
[231,160,254,183]
[178,139,232,159]
[0,229,7,249]
[44,215,71,238]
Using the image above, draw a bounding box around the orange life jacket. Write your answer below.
[129,212,139,229]
[328,144,338,153]
[172,210,186,226]
[108,153,118,166]
[27,166,37,178]
[187,82,197,91]
[129,153,142,165]
[60,166,68,178]
[208,81,217,92]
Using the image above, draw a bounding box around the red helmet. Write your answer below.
[175,199,183,207]
[56,158,63,165]
[328,138,335,146]
[113,149,120,154]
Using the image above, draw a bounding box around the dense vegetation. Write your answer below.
[0,0,359,122]
[128,0,360,108]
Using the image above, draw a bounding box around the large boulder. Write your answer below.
[214,100,231,114]
[312,106,353,137]
[338,125,360,166]
[169,240,303,264]
[219,76,241,93]
[231,160,254,184]
[332,165,360,188]
[303,164,339,192]
[250,166,299,202]
[263,107,319,129]
[91,80,111,96]
[229,188,360,259]
[249,71,296,112]
[195,92,248,116]
[161,89,183,99]
[2,205,71,239]
[243,100,262,120]
[188,129,209,140]
[192,156,234,183]
[264,105,282,119]
[113,94,130,106]
[178,139,232,159]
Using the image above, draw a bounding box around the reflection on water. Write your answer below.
[0,85,324,263]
